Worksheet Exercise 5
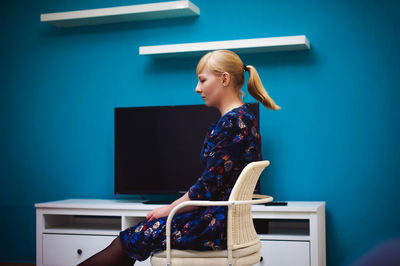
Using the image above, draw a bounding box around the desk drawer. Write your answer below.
[43,234,116,266]
[257,240,310,266]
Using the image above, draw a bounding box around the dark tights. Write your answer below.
[78,236,136,266]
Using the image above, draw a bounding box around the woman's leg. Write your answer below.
[78,236,136,266]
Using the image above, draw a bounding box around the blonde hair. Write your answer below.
[196,50,281,110]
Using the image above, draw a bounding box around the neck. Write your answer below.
[218,96,245,116]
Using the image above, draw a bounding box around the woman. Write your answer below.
[78,50,280,265]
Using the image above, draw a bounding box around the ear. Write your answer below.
[221,72,231,87]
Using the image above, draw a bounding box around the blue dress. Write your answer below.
[119,103,262,261]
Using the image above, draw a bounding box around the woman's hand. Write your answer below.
[146,205,171,222]
[145,193,198,222]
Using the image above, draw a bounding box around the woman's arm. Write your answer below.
[146,192,199,222]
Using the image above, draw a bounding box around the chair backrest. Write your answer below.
[227,160,270,250]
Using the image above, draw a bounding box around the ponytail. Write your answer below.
[246,65,281,111]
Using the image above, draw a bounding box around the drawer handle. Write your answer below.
[77,249,83,255]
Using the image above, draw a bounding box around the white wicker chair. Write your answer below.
[151,160,273,266]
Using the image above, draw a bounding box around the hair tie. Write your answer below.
[243,64,248,71]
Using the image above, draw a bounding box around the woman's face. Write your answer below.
[195,66,224,107]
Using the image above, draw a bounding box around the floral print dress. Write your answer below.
[119,103,262,261]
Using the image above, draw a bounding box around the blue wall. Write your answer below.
[1,0,399,264]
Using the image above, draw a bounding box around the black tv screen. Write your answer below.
[114,103,259,195]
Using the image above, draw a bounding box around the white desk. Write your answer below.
[35,199,326,266]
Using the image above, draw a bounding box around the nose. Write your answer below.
[195,82,201,93]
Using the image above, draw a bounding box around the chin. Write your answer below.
[204,101,215,108]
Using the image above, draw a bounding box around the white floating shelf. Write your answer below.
[139,35,310,57]
[40,0,200,27]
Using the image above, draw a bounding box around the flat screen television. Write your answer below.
[114,103,260,198]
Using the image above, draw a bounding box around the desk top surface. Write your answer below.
[35,198,325,213]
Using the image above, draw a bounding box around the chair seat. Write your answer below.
[151,242,261,266]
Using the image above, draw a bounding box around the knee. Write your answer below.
[111,236,123,249]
